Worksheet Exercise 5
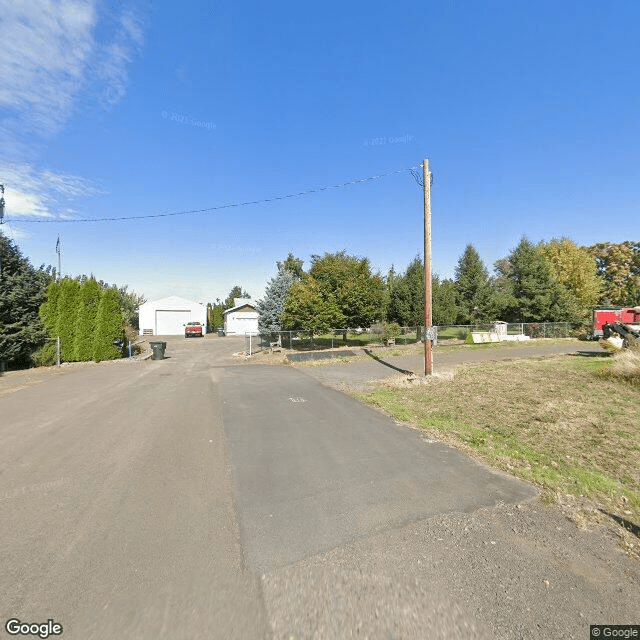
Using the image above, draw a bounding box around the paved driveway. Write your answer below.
[0,336,637,639]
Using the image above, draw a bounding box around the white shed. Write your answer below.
[138,296,207,336]
[223,298,258,335]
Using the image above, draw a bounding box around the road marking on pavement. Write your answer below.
[288,397,306,403]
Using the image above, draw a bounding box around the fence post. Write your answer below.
[56,337,60,366]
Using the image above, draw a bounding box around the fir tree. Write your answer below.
[0,235,50,368]
[496,237,574,322]
[93,288,125,362]
[257,266,295,340]
[454,244,497,323]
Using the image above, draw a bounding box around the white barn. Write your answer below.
[138,296,207,336]
[223,298,258,335]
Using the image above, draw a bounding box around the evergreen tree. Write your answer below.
[39,280,60,336]
[207,299,224,330]
[36,280,61,365]
[0,235,51,368]
[276,253,305,280]
[388,256,424,326]
[432,276,459,325]
[224,285,250,308]
[55,278,81,362]
[257,266,295,339]
[454,244,497,323]
[73,279,102,361]
[93,288,125,362]
[496,237,574,322]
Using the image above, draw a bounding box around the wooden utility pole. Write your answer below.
[423,159,433,376]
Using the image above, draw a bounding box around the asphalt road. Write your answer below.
[1,337,638,639]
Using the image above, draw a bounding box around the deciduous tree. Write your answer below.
[587,241,640,305]
[280,277,344,335]
[309,252,385,329]
[539,238,601,319]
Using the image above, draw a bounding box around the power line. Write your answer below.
[8,164,421,224]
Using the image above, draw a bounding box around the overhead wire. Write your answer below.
[8,164,422,224]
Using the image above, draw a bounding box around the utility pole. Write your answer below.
[0,184,5,281]
[423,159,433,376]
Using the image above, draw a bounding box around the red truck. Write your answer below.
[184,321,203,338]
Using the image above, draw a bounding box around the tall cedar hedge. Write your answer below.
[37,281,61,364]
[55,279,81,361]
[93,288,125,362]
[73,279,102,361]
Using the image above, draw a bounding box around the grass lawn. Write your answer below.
[353,352,640,553]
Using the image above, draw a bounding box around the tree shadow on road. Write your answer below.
[363,349,415,376]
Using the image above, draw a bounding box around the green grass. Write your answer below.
[354,353,640,538]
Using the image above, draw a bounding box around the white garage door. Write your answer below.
[155,310,191,335]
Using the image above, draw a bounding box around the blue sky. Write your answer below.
[2,1,639,304]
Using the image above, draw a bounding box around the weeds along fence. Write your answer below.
[249,322,578,354]
[436,322,577,343]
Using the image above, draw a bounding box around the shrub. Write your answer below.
[93,289,125,362]
[55,279,81,362]
[383,322,402,341]
[73,279,102,361]
[465,331,475,345]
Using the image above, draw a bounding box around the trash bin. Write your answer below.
[149,341,167,360]
[217,328,225,337]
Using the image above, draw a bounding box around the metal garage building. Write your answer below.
[223,298,258,335]
[138,296,207,336]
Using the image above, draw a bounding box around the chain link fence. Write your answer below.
[249,322,578,354]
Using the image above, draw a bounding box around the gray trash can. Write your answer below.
[217,328,225,337]
[149,341,167,360]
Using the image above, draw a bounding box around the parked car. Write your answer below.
[184,321,203,338]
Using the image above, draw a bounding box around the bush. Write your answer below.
[383,322,402,341]
[31,342,58,367]
[465,331,475,345]
[93,289,125,362]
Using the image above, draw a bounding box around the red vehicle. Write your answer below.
[184,321,203,338]
[591,307,639,338]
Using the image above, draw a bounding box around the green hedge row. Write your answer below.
[39,279,125,363]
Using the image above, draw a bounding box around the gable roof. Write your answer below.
[223,302,257,315]
[140,295,204,309]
